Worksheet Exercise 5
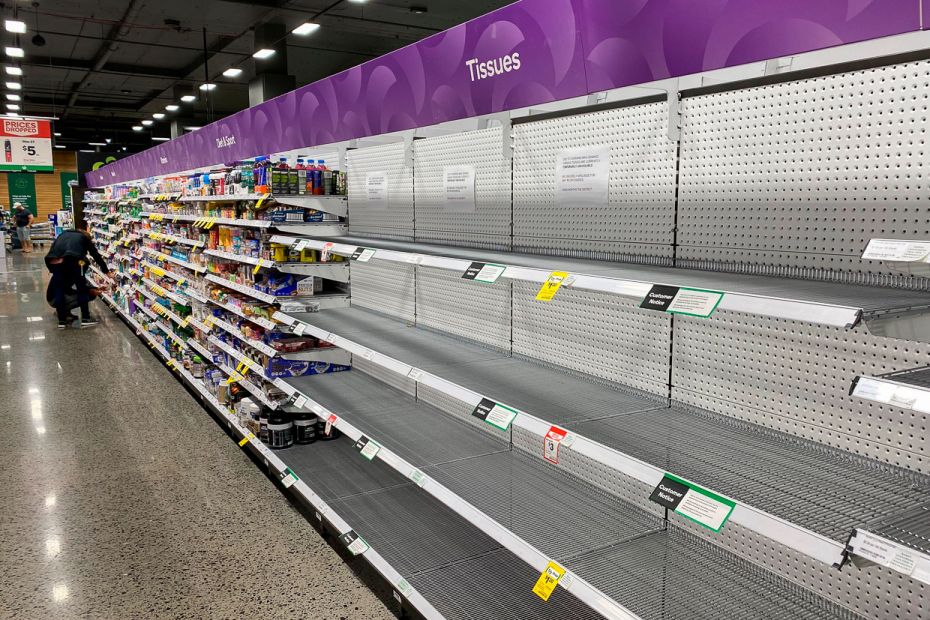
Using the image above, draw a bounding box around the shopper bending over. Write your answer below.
[13,202,33,253]
[45,220,113,328]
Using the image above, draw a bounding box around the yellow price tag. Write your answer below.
[172,215,179,223]
[535,271,569,302]
[254,193,270,209]
[224,371,244,385]
[166,359,176,369]
[252,259,264,275]
[532,561,565,602]
[205,217,217,229]
[238,433,255,447]
[177,278,186,286]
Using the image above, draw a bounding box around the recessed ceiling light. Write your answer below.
[252,48,275,59]
[141,119,153,126]
[291,22,320,36]
[105,138,111,143]
[152,113,165,119]
[79,149,93,153]
[5,112,19,117]
[222,67,242,77]
[6,93,19,101]
[409,6,427,14]
[4,20,26,34]
[180,95,196,102]
[5,103,18,110]
[53,132,61,137]
[122,147,127,151]
[5,81,21,90]
[54,145,65,149]
[5,66,21,76]
[199,82,216,91]
[88,142,107,146]
[183,126,201,131]
[152,137,170,141]
[165,104,179,111]
[132,125,143,131]
[4,47,23,58]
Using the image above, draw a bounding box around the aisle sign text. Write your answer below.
[640,285,723,318]
[555,147,609,207]
[0,119,53,172]
[462,261,506,283]
[471,397,518,431]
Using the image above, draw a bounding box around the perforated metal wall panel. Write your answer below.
[414,266,512,351]
[511,281,671,396]
[347,142,414,240]
[353,356,416,397]
[415,382,511,440]
[677,60,930,289]
[670,511,929,620]
[671,311,930,474]
[348,260,416,322]
[413,128,512,250]
[511,102,677,263]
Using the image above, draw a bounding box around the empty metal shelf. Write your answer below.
[860,503,930,556]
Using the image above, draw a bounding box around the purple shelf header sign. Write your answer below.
[89,0,920,186]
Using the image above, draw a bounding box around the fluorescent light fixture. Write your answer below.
[152,136,170,141]
[4,47,23,58]
[5,103,18,110]
[5,66,21,76]
[164,104,179,111]
[291,22,320,35]
[5,93,19,101]
[222,67,242,77]
[132,125,143,131]
[199,82,216,91]
[183,126,201,131]
[53,132,60,136]
[5,81,21,90]
[152,113,165,119]
[88,142,107,146]
[79,149,93,153]
[4,20,26,34]
[54,145,65,149]
[180,95,196,102]
[252,48,275,59]
[141,119,153,126]
[5,112,19,117]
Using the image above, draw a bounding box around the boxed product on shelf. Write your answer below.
[296,276,322,296]
[264,359,350,379]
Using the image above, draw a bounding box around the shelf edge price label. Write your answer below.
[293,239,309,252]
[351,247,376,262]
[532,561,565,602]
[280,467,299,488]
[640,285,724,318]
[339,529,369,556]
[320,242,335,262]
[535,271,568,302]
[408,468,427,487]
[852,530,920,577]
[471,398,518,431]
[238,432,255,447]
[543,426,568,464]
[292,394,308,409]
[649,474,736,532]
[461,261,507,284]
[325,414,337,436]
[354,435,382,461]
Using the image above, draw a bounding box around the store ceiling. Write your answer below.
[10,0,512,152]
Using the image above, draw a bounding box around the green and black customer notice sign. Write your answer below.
[649,473,736,532]
[8,172,37,215]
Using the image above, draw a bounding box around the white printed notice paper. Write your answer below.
[555,146,609,206]
[442,165,476,212]
[862,239,930,262]
[366,172,389,210]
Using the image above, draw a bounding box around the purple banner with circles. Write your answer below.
[88,0,920,186]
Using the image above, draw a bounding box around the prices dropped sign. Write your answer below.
[0,119,53,172]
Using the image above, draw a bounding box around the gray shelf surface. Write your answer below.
[290,306,930,542]
[284,370,861,620]
[281,434,601,618]
[315,235,929,315]
[860,503,930,555]
[880,365,930,389]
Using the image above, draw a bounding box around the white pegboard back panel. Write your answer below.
[671,310,930,474]
[512,101,677,263]
[510,281,671,397]
[677,58,930,289]
[349,260,416,322]
[346,141,414,240]
[413,127,512,251]
[414,266,512,351]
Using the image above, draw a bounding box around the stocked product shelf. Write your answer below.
[142,246,207,273]
[277,306,930,566]
[206,297,277,330]
[141,211,347,236]
[203,248,350,282]
[145,231,204,248]
[281,368,862,620]
[271,235,930,335]
[145,193,348,218]
[95,295,449,620]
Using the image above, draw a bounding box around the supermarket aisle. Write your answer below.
[0,253,393,619]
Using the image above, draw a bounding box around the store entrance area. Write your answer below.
[0,252,393,619]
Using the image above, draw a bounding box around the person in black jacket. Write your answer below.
[45,220,113,328]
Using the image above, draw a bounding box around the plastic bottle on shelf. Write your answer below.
[320,160,333,195]
[295,158,308,196]
[312,160,325,195]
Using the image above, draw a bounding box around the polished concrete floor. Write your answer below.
[0,250,395,619]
